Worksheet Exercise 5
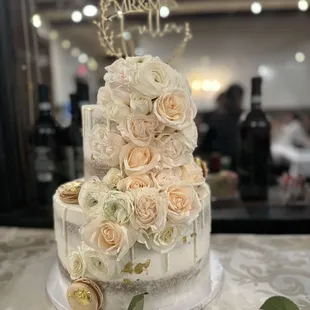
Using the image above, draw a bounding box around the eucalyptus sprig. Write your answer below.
[127,293,148,310]
[260,296,299,310]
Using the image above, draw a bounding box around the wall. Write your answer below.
[139,13,310,111]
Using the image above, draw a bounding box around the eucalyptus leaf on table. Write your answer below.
[260,296,299,310]
[127,293,148,310]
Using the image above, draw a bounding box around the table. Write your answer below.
[0,227,310,309]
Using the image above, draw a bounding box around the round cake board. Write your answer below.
[46,251,224,310]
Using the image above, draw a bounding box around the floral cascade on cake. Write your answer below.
[52,55,212,310]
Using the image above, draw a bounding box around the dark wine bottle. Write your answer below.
[237,77,271,202]
[33,84,57,206]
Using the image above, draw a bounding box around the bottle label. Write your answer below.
[39,102,52,111]
[35,146,55,182]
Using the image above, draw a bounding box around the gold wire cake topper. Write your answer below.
[95,0,192,62]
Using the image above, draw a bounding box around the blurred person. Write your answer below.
[277,112,310,149]
[200,84,245,171]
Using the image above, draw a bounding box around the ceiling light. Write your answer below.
[61,40,71,49]
[251,2,262,14]
[117,10,123,16]
[160,6,170,18]
[78,53,89,64]
[32,14,42,28]
[298,0,309,11]
[83,5,98,17]
[71,47,81,57]
[123,31,132,41]
[49,30,59,40]
[202,80,212,91]
[71,10,83,23]
[191,80,202,91]
[88,58,98,71]
[295,52,305,63]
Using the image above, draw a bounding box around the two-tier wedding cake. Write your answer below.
[48,55,215,310]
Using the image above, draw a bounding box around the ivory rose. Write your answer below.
[78,178,109,218]
[67,250,86,280]
[90,124,126,167]
[180,160,205,186]
[131,188,168,233]
[81,218,137,261]
[166,182,202,224]
[131,59,178,98]
[175,71,192,94]
[149,222,180,253]
[101,190,134,225]
[120,143,160,176]
[130,93,153,115]
[154,88,197,130]
[179,122,198,150]
[117,174,153,191]
[118,114,163,146]
[102,168,123,189]
[97,86,130,123]
[151,167,182,189]
[159,133,192,168]
[83,249,114,279]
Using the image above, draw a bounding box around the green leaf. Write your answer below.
[260,296,299,310]
[127,293,148,310]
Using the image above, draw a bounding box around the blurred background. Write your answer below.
[1,0,310,232]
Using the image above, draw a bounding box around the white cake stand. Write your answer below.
[46,251,224,310]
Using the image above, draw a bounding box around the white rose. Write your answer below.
[180,160,205,186]
[81,218,137,261]
[83,249,114,280]
[175,71,192,94]
[126,55,159,66]
[117,174,153,191]
[166,182,202,224]
[97,86,130,123]
[154,88,197,130]
[151,167,182,189]
[102,168,123,189]
[101,190,134,225]
[159,133,193,168]
[118,114,163,146]
[67,250,86,280]
[104,58,133,105]
[179,122,198,150]
[130,93,153,115]
[131,188,168,233]
[78,178,109,218]
[149,222,180,253]
[90,124,126,167]
[131,60,177,98]
[120,143,161,176]
[195,183,211,208]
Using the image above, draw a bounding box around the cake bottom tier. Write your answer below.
[47,252,224,310]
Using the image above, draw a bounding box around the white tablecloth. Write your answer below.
[0,228,310,310]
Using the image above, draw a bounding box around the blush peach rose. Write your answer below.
[120,143,160,176]
[154,88,197,130]
[80,218,137,261]
[166,182,202,224]
[180,159,205,186]
[117,174,153,191]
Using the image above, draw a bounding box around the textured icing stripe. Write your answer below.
[58,257,207,295]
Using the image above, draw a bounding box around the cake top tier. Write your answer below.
[77,55,209,263]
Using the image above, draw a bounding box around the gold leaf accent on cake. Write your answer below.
[194,157,208,179]
[122,262,134,274]
[123,278,134,285]
[134,259,151,275]
[183,236,187,244]
[190,232,197,238]
[68,289,92,305]
[91,154,95,161]
[59,180,84,204]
